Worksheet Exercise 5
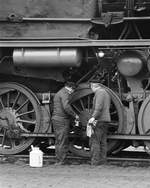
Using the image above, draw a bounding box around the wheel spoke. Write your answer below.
[0,97,5,109]
[18,119,36,124]
[7,92,10,107]
[87,95,91,112]
[111,111,117,115]
[79,99,85,111]
[1,129,7,147]
[15,99,30,113]
[17,110,35,117]
[72,104,81,114]
[108,121,118,127]
[9,138,15,148]
[11,91,21,109]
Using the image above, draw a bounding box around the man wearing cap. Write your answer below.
[52,82,79,165]
[88,81,111,166]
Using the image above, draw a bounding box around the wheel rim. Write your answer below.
[138,95,150,149]
[69,83,125,157]
[0,82,41,154]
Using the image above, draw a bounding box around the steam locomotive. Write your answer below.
[0,0,150,157]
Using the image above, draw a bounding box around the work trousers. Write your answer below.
[90,123,108,165]
[52,119,70,163]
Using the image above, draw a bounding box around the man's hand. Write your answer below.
[88,117,95,124]
[75,115,79,120]
[88,117,97,129]
[74,115,80,127]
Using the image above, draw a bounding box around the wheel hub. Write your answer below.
[0,108,17,129]
[79,109,91,128]
[0,108,23,139]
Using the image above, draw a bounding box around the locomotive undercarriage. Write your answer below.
[0,42,150,157]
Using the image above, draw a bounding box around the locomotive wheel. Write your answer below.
[138,95,150,150]
[69,83,125,157]
[0,82,41,155]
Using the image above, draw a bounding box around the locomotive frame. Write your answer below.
[1,0,150,157]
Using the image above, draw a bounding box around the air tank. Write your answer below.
[117,50,147,77]
[146,56,150,72]
[13,48,82,68]
[0,48,2,59]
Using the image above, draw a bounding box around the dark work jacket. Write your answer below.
[91,88,111,122]
[52,87,76,121]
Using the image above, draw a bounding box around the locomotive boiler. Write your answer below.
[1,0,150,157]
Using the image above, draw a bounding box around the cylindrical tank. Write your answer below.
[13,48,82,67]
[0,48,2,60]
[146,56,150,72]
[117,50,146,77]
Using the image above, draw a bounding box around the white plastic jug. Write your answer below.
[29,146,43,167]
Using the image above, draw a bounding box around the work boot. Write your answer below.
[91,161,100,166]
[99,160,107,165]
[54,161,66,166]
[91,159,107,166]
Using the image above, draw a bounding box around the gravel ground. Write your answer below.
[1,159,150,188]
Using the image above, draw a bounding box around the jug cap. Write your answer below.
[31,145,39,150]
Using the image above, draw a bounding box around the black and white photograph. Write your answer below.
[0,0,150,187]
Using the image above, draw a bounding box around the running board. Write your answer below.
[0,133,150,140]
[1,39,150,48]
